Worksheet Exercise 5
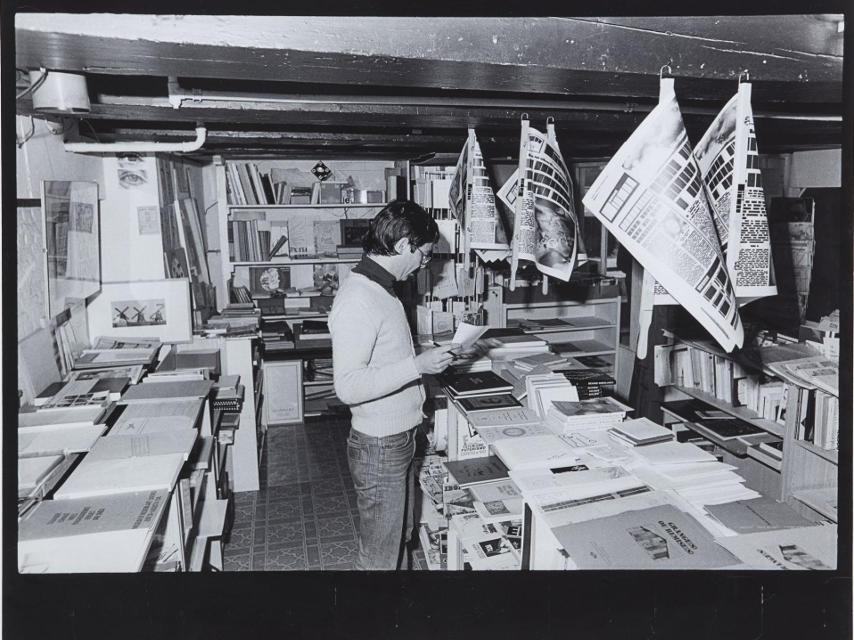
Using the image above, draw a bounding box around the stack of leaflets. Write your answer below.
[525,373,580,417]
[608,418,675,447]
[546,397,632,433]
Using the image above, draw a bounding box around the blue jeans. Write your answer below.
[347,426,417,570]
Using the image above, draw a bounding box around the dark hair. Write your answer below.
[362,200,439,256]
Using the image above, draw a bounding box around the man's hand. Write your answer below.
[414,344,460,375]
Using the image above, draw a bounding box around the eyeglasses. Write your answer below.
[415,246,433,266]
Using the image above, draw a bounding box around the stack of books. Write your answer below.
[481,334,549,358]
[524,373,580,417]
[513,351,568,373]
[546,397,632,434]
[212,375,244,413]
[441,370,513,399]
[293,320,331,348]
[260,318,295,350]
[554,368,616,399]
[608,417,674,447]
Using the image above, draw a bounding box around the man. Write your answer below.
[329,200,458,570]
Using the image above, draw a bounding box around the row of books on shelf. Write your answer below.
[428,366,836,570]
[226,162,407,206]
[18,336,242,572]
[655,340,839,451]
[228,212,371,262]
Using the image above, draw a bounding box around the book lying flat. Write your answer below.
[552,504,740,569]
[443,371,513,397]
[443,456,509,487]
[713,524,837,570]
[121,380,214,403]
[464,407,542,429]
[18,455,65,492]
[54,453,188,500]
[474,422,554,446]
[457,394,521,413]
[705,497,813,534]
[18,406,106,431]
[18,490,170,573]
[609,418,674,446]
[86,430,198,462]
[110,399,204,435]
[491,434,579,471]
[19,425,107,458]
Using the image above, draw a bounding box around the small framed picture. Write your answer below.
[86,279,193,343]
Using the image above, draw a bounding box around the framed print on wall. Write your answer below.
[85,278,193,343]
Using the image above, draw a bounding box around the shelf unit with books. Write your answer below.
[654,332,838,522]
[212,156,408,312]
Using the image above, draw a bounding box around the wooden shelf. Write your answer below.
[671,385,785,438]
[232,257,360,266]
[792,488,838,522]
[507,316,616,333]
[228,203,387,210]
[793,439,838,465]
[548,338,615,357]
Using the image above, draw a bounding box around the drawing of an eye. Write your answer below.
[119,169,148,189]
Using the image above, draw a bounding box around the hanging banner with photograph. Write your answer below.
[582,83,744,352]
[500,119,584,287]
[449,129,511,269]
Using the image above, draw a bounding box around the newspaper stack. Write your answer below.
[418,454,448,512]
[546,397,632,434]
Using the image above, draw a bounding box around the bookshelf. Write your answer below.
[654,334,838,522]
[500,296,621,378]
[212,156,408,312]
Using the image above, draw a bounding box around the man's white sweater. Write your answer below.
[328,271,424,437]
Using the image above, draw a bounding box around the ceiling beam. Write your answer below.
[16,15,843,103]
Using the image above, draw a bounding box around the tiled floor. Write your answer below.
[223,417,427,571]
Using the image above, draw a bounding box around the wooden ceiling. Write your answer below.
[15,15,845,160]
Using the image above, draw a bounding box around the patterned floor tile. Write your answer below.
[266,499,304,522]
[265,547,307,571]
[233,492,257,507]
[223,553,251,572]
[225,526,255,552]
[303,520,318,541]
[313,493,351,516]
[253,505,267,523]
[323,562,355,571]
[316,514,355,540]
[319,540,359,566]
[251,552,266,570]
[254,526,267,545]
[233,503,255,524]
[266,521,306,548]
[310,475,346,496]
[264,485,298,502]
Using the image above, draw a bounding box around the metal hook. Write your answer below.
[738,70,750,84]
[521,113,529,122]
[659,64,673,79]
[546,116,555,125]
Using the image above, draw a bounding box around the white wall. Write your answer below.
[16,116,104,198]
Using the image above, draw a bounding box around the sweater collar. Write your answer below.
[352,256,397,295]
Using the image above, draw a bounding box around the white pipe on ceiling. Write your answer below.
[64,125,207,154]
